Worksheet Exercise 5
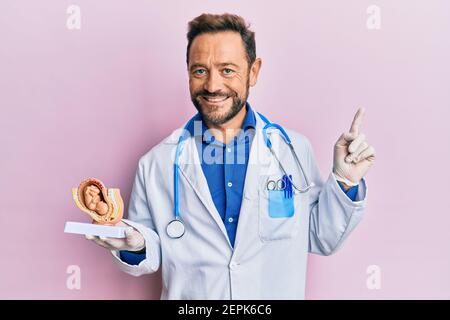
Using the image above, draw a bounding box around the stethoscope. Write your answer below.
[166,113,315,239]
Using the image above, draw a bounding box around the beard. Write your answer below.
[191,81,249,126]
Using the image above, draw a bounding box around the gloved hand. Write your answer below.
[85,221,145,252]
[333,108,376,187]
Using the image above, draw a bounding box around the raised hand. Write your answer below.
[333,107,376,187]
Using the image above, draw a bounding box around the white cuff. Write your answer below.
[333,172,360,187]
[330,172,368,206]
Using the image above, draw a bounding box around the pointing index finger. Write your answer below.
[349,107,365,135]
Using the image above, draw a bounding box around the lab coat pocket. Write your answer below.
[268,190,294,218]
[259,175,301,242]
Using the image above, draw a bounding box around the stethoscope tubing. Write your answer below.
[170,113,314,238]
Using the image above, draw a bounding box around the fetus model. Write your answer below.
[85,185,109,215]
[72,178,124,225]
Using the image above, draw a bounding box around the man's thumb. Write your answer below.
[125,227,134,239]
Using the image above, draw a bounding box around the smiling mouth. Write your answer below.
[201,96,229,103]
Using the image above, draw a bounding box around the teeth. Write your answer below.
[204,97,228,102]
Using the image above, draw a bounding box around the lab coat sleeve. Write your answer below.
[110,159,161,276]
[306,139,368,256]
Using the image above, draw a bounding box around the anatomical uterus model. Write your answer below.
[72,178,123,225]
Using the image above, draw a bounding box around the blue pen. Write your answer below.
[289,175,293,198]
[282,174,288,198]
[282,175,287,198]
[285,175,290,198]
[286,175,291,198]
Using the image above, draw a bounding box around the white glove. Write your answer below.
[333,107,376,187]
[85,221,146,252]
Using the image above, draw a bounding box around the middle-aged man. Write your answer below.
[86,13,375,299]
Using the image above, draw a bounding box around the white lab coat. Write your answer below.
[111,111,367,300]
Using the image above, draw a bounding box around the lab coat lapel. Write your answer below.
[178,136,232,248]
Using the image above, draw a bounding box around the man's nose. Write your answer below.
[203,70,223,93]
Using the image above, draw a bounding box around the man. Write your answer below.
[86,13,375,299]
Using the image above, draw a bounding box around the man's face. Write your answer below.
[188,31,259,126]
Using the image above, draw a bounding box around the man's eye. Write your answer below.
[194,69,206,75]
[223,68,234,75]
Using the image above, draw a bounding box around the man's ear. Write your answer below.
[249,58,262,87]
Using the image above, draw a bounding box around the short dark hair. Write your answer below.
[186,13,256,67]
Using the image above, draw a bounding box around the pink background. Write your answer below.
[1,0,449,299]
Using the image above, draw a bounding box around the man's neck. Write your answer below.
[205,106,247,144]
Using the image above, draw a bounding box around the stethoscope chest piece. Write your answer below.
[166,219,185,239]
